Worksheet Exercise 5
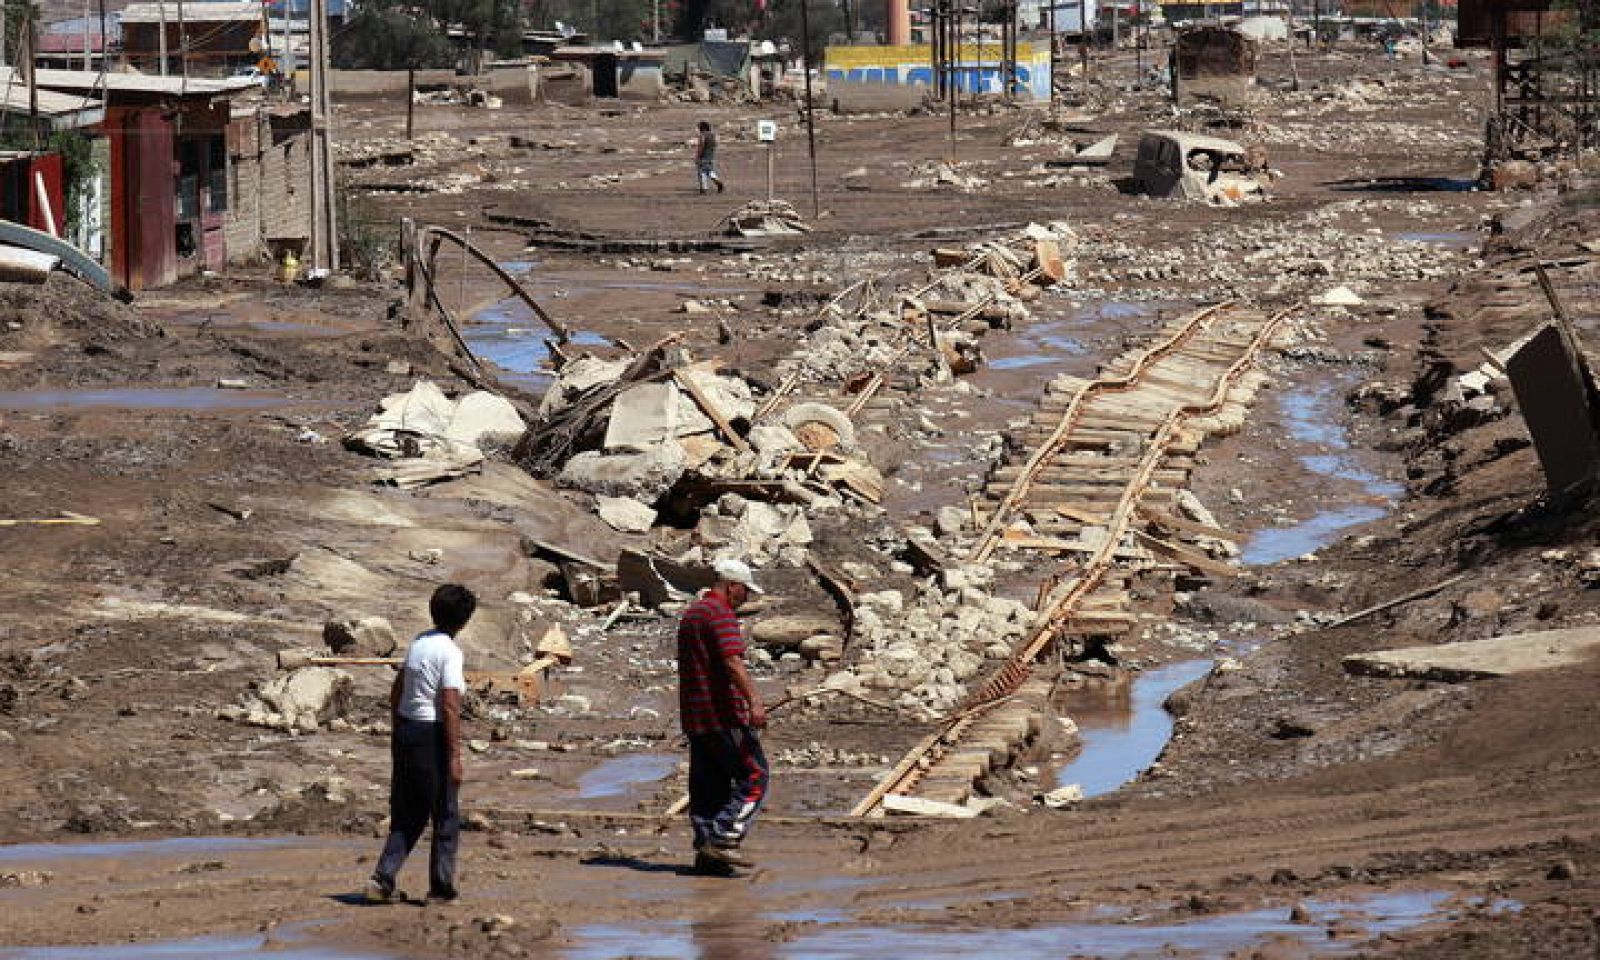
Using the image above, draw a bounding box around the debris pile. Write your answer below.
[901,161,991,192]
[819,566,1037,716]
[345,380,526,487]
[509,223,1078,721]
[221,665,355,734]
[722,200,811,237]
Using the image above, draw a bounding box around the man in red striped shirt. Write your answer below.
[678,557,769,875]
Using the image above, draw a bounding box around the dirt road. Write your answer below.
[0,43,1597,959]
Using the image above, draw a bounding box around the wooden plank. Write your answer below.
[674,370,752,454]
[1137,504,1244,543]
[1131,529,1240,578]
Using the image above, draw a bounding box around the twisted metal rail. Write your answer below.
[852,303,1298,817]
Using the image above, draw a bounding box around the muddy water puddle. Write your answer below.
[1393,230,1480,251]
[1051,659,1212,796]
[1242,379,1403,566]
[888,299,1178,520]
[0,388,305,411]
[0,936,391,960]
[576,754,678,800]
[558,890,1490,959]
[463,317,611,393]
[0,837,303,864]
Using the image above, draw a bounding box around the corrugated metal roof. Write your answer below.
[0,72,107,126]
[29,67,259,96]
[120,1,260,23]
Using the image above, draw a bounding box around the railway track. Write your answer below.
[853,302,1298,816]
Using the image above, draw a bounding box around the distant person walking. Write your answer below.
[677,558,768,875]
[695,120,725,195]
[365,583,475,904]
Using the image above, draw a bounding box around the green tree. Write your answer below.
[333,4,454,68]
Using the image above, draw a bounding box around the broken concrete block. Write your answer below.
[1342,625,1600,682]
[258,667,353,731]
[538,357,631,417]
[1073,133,1118,163]
[560,441,687,501]
[752,615,839,649]
[596,495,657,534]
[604,382,684,451]
[322,616,397,658]
[1505,324,1600,493]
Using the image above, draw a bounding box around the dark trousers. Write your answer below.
[687,726,768,849]
[373,717,459,896]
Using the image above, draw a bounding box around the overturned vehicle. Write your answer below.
[1132,130,1270,205]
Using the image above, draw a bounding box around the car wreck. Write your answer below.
[1132,130,1271,205]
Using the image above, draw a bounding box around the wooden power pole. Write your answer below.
[307,0,338,270]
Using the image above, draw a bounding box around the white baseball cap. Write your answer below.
[713,557,765,594]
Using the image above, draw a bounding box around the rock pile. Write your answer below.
[820,563,1036,716]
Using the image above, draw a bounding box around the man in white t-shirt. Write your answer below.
[365,583,475,904]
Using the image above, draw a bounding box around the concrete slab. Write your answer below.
[1342,625,1600,682]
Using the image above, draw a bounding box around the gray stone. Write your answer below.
[752,615,839,649]
[596,495,658,533]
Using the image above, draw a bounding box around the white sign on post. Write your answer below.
[757,120,778,142]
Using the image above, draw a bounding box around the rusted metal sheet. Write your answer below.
[1174,26,1258,81]
[1457,0,1573,48]
[133,110,177,290]
[1506,323,1600,493]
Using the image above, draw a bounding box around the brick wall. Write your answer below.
[225,109,312,264]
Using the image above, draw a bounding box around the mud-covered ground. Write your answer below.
[1,41,1597,959]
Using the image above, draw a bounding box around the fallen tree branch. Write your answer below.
[1326,573,1468,629]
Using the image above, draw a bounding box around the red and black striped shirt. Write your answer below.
[677,589,750,734]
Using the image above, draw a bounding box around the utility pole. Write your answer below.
[83,0,91,69]
[158,0,168,74]
[177,0,187,83]
[308,0,338,270]
[798,0,819,219]
[1419,0,1430,66]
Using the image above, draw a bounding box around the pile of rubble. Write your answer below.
[1081,198,1473,300]
[721,200,811,238]
[344,380,527,487]
[818,561,1037,716]
[901,161,991,192]
[503,224,1077,717]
